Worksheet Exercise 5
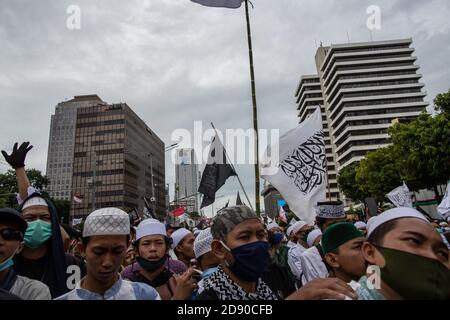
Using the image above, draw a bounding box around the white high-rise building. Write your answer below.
[175,148,199,213]
[296,38,428,202]
[295,75,339,201]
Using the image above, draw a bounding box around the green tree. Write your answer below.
[0,169,50,207]
[355,146,402,204]
[434,89,450,116]
[389,92,450,200]
[337,161,369,202]
[50,198,71,223]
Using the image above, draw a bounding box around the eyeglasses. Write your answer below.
[0,228,24,241]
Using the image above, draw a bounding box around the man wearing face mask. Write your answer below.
[2,142,86,298]
[266,221,290,270]
[192,228,221,297]
[126,218,195,300]
[196,205,358,300]
[351,207,450,300]
[0,208,51,299]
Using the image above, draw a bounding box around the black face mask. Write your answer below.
[136,256,166,272]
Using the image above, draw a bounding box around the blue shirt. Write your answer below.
[54,275,161,300]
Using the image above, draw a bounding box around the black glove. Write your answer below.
[1,142,33,169]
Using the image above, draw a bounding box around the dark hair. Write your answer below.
[316,217,327,229]
[267,230,276,247]
[367,219,398,246]
[82,235,130,248]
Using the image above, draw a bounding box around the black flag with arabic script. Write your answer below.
[198,134,236,209]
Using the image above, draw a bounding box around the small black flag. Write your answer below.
[236,191,243,206]
[198,135,236,209]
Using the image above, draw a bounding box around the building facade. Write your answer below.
[47,96,165,219]
[296,38,427,202]
[175,148,199,213]
[46,95,104,200]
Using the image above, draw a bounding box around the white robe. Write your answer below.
[286,241,297,248]
[287,244,308,281]
[300,245,329,285]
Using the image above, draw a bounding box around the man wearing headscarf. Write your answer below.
[196,205,357,300]
[2,142,85,297]
[55,208,161,300]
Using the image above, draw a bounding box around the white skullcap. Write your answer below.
[367,207,428,238]
[439,222,448,228]
[22,196,48,210]
[267,221,280,231]
[286,225,295,237]
[193,228,213,259]
[83,207,130,238]
[292,221,309,235]
[307,229,322,247]
[354,221,367,230]
[171,228,192,249]
[136,218,166,241]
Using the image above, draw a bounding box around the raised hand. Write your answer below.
[1,142,33,169]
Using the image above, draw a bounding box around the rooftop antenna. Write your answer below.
[346,30,351,43]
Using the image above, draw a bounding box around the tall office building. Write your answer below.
[295,75,339,200]
[46,95,104,200]
[296,38,428,201]
[175,148,199,213]
[46,95,165,219]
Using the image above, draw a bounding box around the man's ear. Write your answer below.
[77,242,86,258]
[16,242,24,255]
[325,252,339,269]
[211,240,227,260]
[362,241,384,266]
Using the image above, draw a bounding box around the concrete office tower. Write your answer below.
[295,75,339,201]
[175,148,199,213]
[296,38,427,202]
[46,95,104,200]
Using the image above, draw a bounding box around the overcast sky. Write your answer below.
[1,0,449,215]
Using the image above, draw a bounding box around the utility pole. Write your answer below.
[92,151,97,211]
[149,153,156,214]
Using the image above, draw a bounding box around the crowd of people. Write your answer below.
[1,142,449,300]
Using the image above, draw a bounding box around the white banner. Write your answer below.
[437,182,450,220]
[261,107,326,224]
[72,218,83,226]
[386,182,412,208]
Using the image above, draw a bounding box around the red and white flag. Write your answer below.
[73,195,83,204]
[171,207,186,217]
[279,206,288,223]
[191,0,244,9]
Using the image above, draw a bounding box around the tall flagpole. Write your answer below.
[244,0,261,216]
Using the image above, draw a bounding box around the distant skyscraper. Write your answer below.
[175,148,199,213]
[296,38,428,202]
[46,95,104,200]
[46,95,165,219]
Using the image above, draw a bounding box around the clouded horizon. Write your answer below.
[1,0,449,215]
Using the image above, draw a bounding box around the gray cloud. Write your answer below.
[1,0,449,214]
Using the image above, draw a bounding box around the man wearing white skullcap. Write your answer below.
[300,201,347,285]
[349,207,450,300]
[287,221,312,281]
[125,219,195,300]
[171,228,195,268]
[307,229,322,248]
[55,208,161,300]
[354,221,368,236]
[285,224,298,248]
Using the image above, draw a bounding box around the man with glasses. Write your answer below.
[0,208,51,299]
